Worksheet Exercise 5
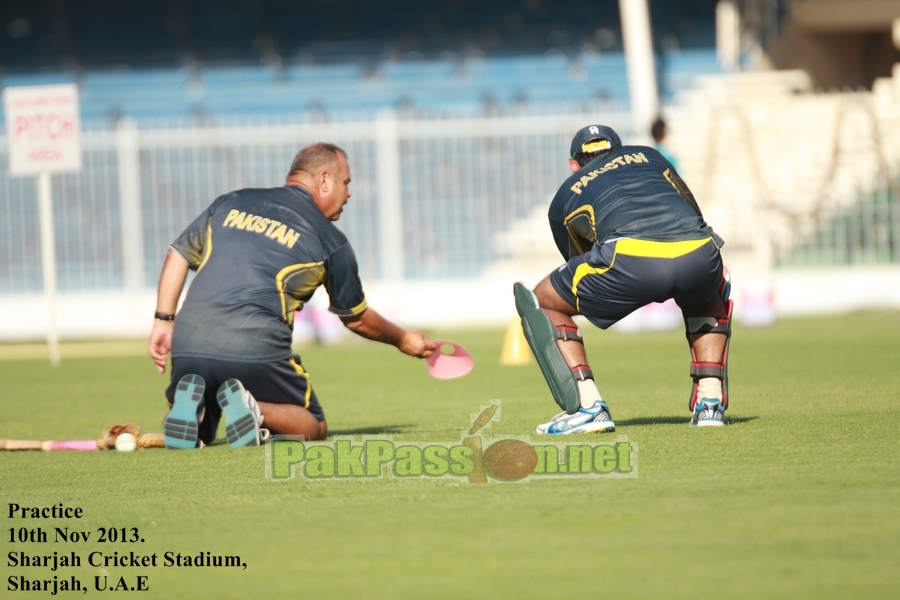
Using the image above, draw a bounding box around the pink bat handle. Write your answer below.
[47,440,98,451]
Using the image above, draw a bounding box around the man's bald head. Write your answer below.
[287,143,347,180]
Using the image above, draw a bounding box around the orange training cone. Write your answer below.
[501,317,532,365]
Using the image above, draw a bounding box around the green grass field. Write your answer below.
[2,311,898,599]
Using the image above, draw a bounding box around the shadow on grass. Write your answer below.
[328,424,416,436]
[618,415,759,427]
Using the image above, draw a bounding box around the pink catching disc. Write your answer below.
[426,340,474,379]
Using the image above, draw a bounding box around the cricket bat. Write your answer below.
[0,439,98,451]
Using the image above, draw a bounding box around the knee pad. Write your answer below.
[514,282,592,414]
[685,298,733,411]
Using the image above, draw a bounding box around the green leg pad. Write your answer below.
[514,282,540,316]
[520,307,581,414]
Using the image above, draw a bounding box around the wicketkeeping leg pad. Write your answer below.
[514,282,586,414]
[685,298,733,411]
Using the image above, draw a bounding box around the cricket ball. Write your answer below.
[482,439,537,481]
[115,433,137,452]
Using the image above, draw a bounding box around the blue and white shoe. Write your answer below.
[691,399,725,427]
[535,401,616,435]
[164,374,206,449]
[216,379,267,448]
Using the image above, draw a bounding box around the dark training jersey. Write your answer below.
[170,185,367,362]
[548,145,715,260]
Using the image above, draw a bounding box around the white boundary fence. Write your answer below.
[0,109,638,339]
[0,110,635,293]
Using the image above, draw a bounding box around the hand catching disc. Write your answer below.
[426,340,474,379]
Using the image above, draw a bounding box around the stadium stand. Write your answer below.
[0,0,722,122]
[1,48,722,123]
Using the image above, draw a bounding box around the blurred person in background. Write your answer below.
[651,116,679,170]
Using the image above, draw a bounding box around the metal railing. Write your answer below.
[0,108,634,295]
[777,177,900,267]
[3,98,897,299]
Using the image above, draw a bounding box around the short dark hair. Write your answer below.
[651,117,666,142]
[288,143,347,178]
[574,151,603,168]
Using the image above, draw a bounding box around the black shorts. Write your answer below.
[165,354,325,428]
[550,236,724,330]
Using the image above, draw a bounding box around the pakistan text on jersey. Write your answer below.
[570,152,650,195]
[222,210,300,249]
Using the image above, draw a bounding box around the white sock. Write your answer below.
[697,377,723,402]
[577,379,603,409]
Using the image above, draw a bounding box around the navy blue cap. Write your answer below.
[569,125,622,158]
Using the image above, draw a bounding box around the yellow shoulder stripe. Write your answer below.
[564,204,595,227]
[276,262,326,323]
[196,219,214,273]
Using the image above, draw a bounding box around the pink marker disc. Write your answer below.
[426,340,474,379]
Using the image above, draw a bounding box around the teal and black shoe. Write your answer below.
[216,379,265,448]
[163,374,206,449]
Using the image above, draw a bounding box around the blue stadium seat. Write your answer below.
[0,47,724,124]
[659,49,724,101]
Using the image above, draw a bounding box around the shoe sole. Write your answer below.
[216,379,260,448]
[164,374,205,449]
[540,421,616,435]
[693,419,724,427]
